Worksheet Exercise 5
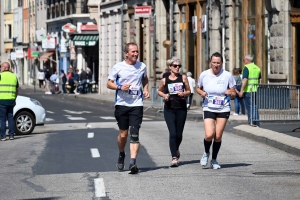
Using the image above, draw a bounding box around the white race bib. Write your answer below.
[207,95,225,108]
[168,83,184,95]
[125,86,140,98]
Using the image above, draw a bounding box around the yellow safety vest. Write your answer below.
[243,63,260,93]
[0,71,18,100]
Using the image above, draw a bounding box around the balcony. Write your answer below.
[4,8,13,14]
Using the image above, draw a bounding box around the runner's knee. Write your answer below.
[130,125,140,143]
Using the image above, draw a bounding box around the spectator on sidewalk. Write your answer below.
[0,62,19,141]
[45,69,51,94]
[232,68,245,115]
[239,54,261,127]
[79,69,88,94]
[60,70,67,94]
[73,68,80,94]
[37,69,45,88]
[186,71,195,109]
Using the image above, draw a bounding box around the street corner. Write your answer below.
[233,124,300,157]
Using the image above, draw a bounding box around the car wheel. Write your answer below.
[14,111,36,135]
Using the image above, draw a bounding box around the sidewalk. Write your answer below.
[21,85,300,157]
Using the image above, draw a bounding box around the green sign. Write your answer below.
[31,52,39,58]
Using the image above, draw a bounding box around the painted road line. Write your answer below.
[86,124,92,128]
[100,116,115,120]
[46,111,54,114]
[94,178,106,197]
[143,118,152,121]
[67,117,86,120]
[46,118,54,121]
[90,148,100,158]
[63,110,92,114]
[87,132,94,138]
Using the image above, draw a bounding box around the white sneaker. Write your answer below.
[75,92,80,95]
[211,159,221,169]
[233,113,238,116]
[200,152,210,166]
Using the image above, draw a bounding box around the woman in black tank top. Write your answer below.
[157,56,191,167]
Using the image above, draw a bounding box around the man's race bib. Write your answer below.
[168,83,184,95]
[125,86,140,98]
[207,95,225,108]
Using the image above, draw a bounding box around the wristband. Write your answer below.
[117,85,122,90]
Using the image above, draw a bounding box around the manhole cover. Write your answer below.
[253,172,300,176]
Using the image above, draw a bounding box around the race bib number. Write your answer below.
[168,83,184,95]
[207,95,225,108]
[125,86,140,98]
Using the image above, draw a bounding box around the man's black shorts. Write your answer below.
[114,105,143,130]
[203,111,230,120]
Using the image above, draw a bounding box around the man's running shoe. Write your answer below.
[1,136,6,141]
[211,159,221,169]
[128,164,139,174]
[200,152,210,166]
[116,155,125,171]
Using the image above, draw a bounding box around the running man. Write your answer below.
[196,52,236,169]
[107,42,150,174]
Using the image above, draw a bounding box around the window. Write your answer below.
[8,24,12,39]
[234,0,242,68]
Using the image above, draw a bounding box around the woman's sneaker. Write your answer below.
[211,159,221,169]
[200,152,210,166]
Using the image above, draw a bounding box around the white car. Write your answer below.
[12,96,46,135]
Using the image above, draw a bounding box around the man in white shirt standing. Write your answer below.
[107,42,150,174]
[186,72,195,109]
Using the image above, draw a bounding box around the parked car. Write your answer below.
[12,96,46,135]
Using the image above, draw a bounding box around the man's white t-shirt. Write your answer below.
[108,61,147,107]
[197,68,236,113]
[187,77,196,94]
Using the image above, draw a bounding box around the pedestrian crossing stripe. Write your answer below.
[100,116,152,120]
[46,118,54,121]
[67,117,86,120]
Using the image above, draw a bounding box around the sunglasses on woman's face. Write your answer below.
[172,64,182,68]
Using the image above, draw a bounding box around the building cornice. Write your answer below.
[46,14,91,23]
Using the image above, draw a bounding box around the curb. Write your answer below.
[233,125,300,157]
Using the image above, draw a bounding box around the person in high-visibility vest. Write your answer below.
[0,62,19,141]
[238,54,261,127]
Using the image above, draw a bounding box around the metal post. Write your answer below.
[152,0,157,86]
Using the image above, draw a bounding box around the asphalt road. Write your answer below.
[0,88,299,200]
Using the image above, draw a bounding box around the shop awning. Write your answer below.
[40,52,55,62]
[73,35,99,46]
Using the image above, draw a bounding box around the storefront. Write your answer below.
[178,0,207,79]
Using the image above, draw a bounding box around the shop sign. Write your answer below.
[62,23,77,33]
[16,50,24,58]
[149,17,154,37]
[60,39,67,52]
[192,16,197,34]
[130,19,135,38]
[81,24,98,31]
[74,41,97,46]
[201,15,207,33]
[70,46,76,60]
[10,52,16,60]
[135,6,152,18]
[42,36,56,49]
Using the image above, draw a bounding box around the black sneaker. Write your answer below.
[0,136,6,141]
[116,155,125,171]
[128,164,139,174]
[9,135,14,140]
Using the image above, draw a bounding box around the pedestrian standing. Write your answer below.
[60,69,67,94]
[37,69,45,88]
[79,69,88,94]
[232,68,245,115]
[238,54,261,127]
[107,42,150,174]
[157,56,191,167]
[0,62,19,141]
[196,52,236,169]
[186,71,195,109]
[45,69,51,94]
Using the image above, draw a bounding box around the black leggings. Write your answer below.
[164,107,187,158]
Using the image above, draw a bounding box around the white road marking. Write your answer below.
[100,116,115,120]
[63,110,92,114]
[67,117,86,120]
[86,124,92,128]
[143,118,152,121]
[46,111,54,114]
[87,132,94,138]
[46,118,54,121]
[94,178,106,197]
[90,148,100,158]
